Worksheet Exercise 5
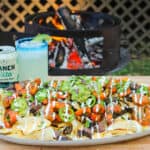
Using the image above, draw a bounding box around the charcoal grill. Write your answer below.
[24,9,129,75]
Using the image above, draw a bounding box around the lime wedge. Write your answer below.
[32,34,51,42]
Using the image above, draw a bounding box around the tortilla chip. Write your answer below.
[107,120,143,133]
[8,127,55,141]
[0,128,13,134]
[13,116,51,135]
[100,129,134,138]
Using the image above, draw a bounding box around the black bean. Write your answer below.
[29,102,42,115]
[63,125,73,135]
[58,136,71,141]
[77,128,92,139]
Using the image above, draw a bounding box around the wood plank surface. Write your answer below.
[0,76,150,150]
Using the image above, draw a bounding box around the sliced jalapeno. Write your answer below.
[11,97,28,116]
[35,89,48,103]
[86,95,96,107]
[59,107,75,122]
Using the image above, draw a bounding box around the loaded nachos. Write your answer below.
[0,76,150,141]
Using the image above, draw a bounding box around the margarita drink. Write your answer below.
[16,37,48,81]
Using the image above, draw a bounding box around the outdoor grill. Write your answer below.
[24,6,129,75]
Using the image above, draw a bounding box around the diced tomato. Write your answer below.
[92,104,105,114]
[42,99,48,105]
[75,107,91,116]
[112,87,117,93]
[106,113,113,125]
[34,78,41,85]
[91,76,97,81]
[132,94,149,106]
[14,83,23,91]
[100,93,106,100]
[3,96,14,108]
[4,110,17,128]
[55,102,65,109]
[113,104,122,113]
[29,83,38,95]
[90,113,101,121]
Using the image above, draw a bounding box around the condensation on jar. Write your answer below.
[0,46,18,88]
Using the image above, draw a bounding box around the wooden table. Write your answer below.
[0,76,150,150]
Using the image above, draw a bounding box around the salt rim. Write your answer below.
[15,37,48,51]
[19,41,44,48]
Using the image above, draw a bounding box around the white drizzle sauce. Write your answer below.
[123,79,130,95]
[45,102,51,117]
[51,91,56,98]
[26,107,30,116]
[31,117,37,131]
[49,127,56,138]
[93,78,103,111]
[81,102,86,114]
[52,112,56,121]
[134,105,138,121]
[40,107,45,117]
[45,90,51,117]
[34,97,38,106]
[41,127,45,140]
[133,105,143,123]
[0,106,4,128]
[64,102,69,122]
[139,85,144,105]
[50,80,54,88]
[40,106,46,140]
[131,82,137,105]
[12,93,17,99]
[109,79,114,114]
[99,76,106,87]
[25,82,31,99]
[40,108,45,140]
[52,100,56,108]
[133,85,144,123]
[132,82,136,90]
[0,121,4,128]
[41,88,53,140]
[95,105,99,113]
[95,122,99,133]
[138,107,143,122]
[90,126,94,134]
[81,116,85,122]
[24,116,28,132]
[25,82,31,116]
[133,92,138,103]
[58,91,62,95]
